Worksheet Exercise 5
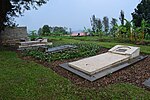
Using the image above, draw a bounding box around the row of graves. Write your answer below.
[18,41,149,88]
[1,27,149,88]
[10,37,150,88]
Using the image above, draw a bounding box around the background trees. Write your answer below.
[132,0,150,42]
[42,25,50,35]
[90,15,103,36]
[38,25,68,36]
[132,0,150,27]
[102,16,109,34]
[110,18,118,37]
[0,0,48,32]
[0,0,48,44]
[119,10,125,26]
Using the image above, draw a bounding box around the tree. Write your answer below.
[0,0,48,33]
[69,28,72,34]
[124,19,133,41]
[132,0,150,27]
[110,18,118,37]
[96,18,103,33]
[102,16,109,34]
[38,28,43,36]
[137,19,150,41]
[53,26,67,35]
[90,15,97,33]
[30,30,37,41]
[42,25,50,35]
[119,10,125,26]
[90,15,103,36]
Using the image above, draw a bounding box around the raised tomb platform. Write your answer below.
[18,38,52,50]
[60,45,147,81]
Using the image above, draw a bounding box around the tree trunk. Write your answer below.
[0,31,2,47]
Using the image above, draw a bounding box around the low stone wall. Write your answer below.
[1,27,28,45]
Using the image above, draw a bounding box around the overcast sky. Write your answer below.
[16,0,141,31]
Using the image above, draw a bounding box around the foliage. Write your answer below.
[47,36,150,54]
[38,28,42,36]
[132,0,150,27]
[119,10,125,25]
[83,27,92,34]
[102,16,109,34]
[110,18,118,37]
[90,15,103,36]
[42,25,50,35]
[134,19,150,41]
[29,30,38,41]
[0,0,48,32]
[0,49,150,99]
[90,15,97,33]
[23,43,101,62]
[53,26,68,35]
[39,25,68,36]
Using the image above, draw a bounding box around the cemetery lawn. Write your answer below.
[46,36,150,54]
[0,48,150,99]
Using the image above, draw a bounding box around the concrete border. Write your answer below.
[59,55,147,81]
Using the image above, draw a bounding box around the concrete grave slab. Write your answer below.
[59,45,146,81]
[68,52,129,75]
[46,45,77,53]
[60,56,147,81]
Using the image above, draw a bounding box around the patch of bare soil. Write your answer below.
[18,48,150,90]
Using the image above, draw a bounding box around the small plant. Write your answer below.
[22,42,101,62]
[29,30,38,41]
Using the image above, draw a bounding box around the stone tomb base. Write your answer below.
[59,45,146,81]
[60,56,146,81]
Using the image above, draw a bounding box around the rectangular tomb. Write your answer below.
[60,45,144,81]
[68,52,129,75]
[68,45,140,75]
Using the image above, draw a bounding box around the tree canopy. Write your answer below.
[38,25,68,36]
[132,0,150,27]
[102,16,109,34]
[0,0,48,32]
[119,10,125,26]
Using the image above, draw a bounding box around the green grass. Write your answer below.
[47,36,150,54]
[0,48,150,99]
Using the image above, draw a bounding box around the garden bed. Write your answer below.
[19,44,150,90]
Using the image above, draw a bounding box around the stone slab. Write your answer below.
[68,52,129,75]
[59,56,147,81]
[143,78,150,88]
[46,45,77,53]
[108,45,140,59]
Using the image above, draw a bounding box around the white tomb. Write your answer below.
[108,45,140,59]
[18,38,52,48]
[68,45,140,75]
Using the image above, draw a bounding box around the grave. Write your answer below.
[60,45,147,81]
[43,45,77,53]
[143,78,150,88]
[18,38,52,49]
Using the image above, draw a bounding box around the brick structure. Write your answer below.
[1,27,28,45]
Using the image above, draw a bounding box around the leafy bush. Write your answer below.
[22,43,101,62]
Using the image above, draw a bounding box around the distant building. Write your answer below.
[71,30,87,36]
